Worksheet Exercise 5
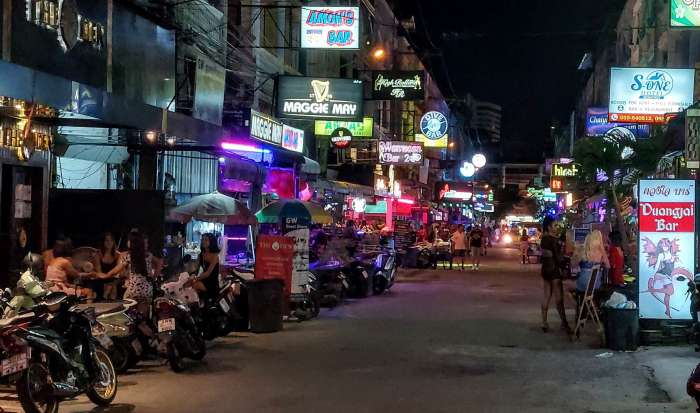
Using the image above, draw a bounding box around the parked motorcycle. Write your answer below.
[16,292,118,413]
[153,284,207,372]
[372,248,398,295]
[289,271,321,321]
[308,261,347,307]
[342,259,371,298]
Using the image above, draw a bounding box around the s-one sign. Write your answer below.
[609,67,695,124]
[638,179,696,319]
[276,76,363,121]
[378,141,423,165]
[300,6,359,49]
[371,71,425,100]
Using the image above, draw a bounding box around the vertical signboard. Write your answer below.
[281,217,311,295]
[671,0,700,27]
[255,235,294,296]
[686,108,700,169]
[638,180,696,319]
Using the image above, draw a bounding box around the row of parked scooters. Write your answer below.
[0,246,398,413]
[0,253,248,413]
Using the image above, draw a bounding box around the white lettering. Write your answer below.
[641,203,694,219]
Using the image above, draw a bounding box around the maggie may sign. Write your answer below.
[250,110,282,146]
[371,71,425,100]
[277,76,363,121]
[300,6,359,49]
[638,180,696,319]
[378,141,423,165]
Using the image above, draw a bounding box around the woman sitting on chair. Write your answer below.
[46,238,95,298]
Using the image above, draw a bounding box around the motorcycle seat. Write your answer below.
[0,311,35,328]
[74,302,126,317]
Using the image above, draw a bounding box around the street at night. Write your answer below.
[0,247,682,413]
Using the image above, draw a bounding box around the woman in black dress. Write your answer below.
[540,216,571,334]
[193,233,220,302]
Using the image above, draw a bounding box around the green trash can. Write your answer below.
[247,279,284,333]
[604,307,639,351]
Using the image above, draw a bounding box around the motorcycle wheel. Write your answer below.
[17,362,59,413]
[167,343,186,373]
[190,334,207,361]
[109,339,131,374]
[373,275,387,295]
[310,293,321,318]
[86,348,118,406]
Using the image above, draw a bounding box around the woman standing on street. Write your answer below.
[192,233,221,302]
[539,216,570,334]
[95,232,124,300]
[123,231,153,315]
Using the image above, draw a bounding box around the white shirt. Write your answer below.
[451,231,467,250]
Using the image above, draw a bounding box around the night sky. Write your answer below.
[392,0,626,162]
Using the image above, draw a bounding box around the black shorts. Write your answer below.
[453,249,466,257]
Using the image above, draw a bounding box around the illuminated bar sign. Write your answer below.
[371,71,425,100]
[314,117,373,137]
[300,6,359,49]
[378,141,423,165]
[550,163,579,193]
[415,133,448,148]
[250,110,282,146]
[277,76,363,121]
[282,125,304,153]
[638,179,696,319]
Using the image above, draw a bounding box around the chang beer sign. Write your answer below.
[671,0,700,27]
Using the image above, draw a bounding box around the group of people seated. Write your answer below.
[39,231,223,314]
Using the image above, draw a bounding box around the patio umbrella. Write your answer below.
[255,200,332,225]
[169,191,257,225]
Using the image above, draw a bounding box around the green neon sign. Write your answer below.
[671,0,700,27]
[314,117,374,137]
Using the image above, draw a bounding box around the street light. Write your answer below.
[472,153,486,168]
[460,161,476,178]
[371,46,386,60]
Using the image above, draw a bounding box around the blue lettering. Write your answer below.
[631,74,643,91]
[328,30,353,46]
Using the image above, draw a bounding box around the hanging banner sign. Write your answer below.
[609,67,695,124]
[277,76,363,121]
[371,71,425,100]
[585,107,650,138]
[638,179,696,319]
[315,117,373,137]
[300,6,359,49]
[378,141,423,165]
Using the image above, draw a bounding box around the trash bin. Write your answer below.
[247,279,284,333]
[604,307,639,351]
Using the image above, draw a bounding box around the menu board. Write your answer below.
[393,220,413,252]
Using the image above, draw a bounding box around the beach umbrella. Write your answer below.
[170,191,257,225]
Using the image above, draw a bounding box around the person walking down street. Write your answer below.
[469,226,484,270]
[519,230,530,264]
[539,217,571,334]
[191,233,221,303]
[608,231,625,287]
[450,224,467,270]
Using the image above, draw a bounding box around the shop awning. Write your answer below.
[0,60,224,145]
[301,157,321,175]
[315,179,375,196]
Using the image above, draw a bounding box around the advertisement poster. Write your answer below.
[281,217,311,296]
[671,0,700,27]
[585,107,650,138]
[281,125,304,153]
[371,71,425,100]
[276,76,363,121]
[193,55,226,126]
[609,67,695,124]
[300,6,359,49]
[638,179,696,319]
[378,141,423,165]
[254,235,294,296]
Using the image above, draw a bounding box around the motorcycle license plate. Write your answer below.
[131,338,143,356]
[2,348,29,376]
[219,298,231,314]
[158,318,176,333]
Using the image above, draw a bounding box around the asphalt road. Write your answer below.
[1,246,693,413]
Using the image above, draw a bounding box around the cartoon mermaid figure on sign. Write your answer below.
[642,237,692,318]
